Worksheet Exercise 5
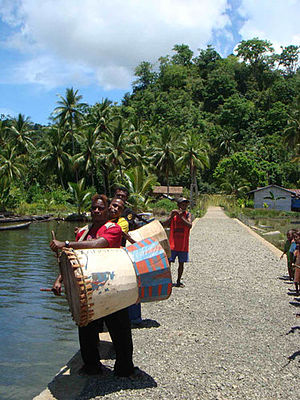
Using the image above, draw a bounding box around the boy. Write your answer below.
[163,197,192,287]
[292,230,300,295]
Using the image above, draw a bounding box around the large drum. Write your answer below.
[59,238,172,327]
[127,219,171,258]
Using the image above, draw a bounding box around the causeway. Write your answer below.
[36,207,300,400]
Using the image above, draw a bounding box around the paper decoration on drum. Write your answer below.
[126,219,171,258]
[59,238,172,327]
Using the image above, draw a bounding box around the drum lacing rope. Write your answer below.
[71,250,90,322]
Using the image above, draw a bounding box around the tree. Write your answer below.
[172,44,193,66]
[177,131,210,206]
[53,88,87,155]
[133,61,157,91]
[102,118,139,182]
[68,178,92,215]
[236,38,274,66]
[219,170,250,197]
[277,45,300,75]
[0,144,26,181]
[151,126,180,194]
[73,128,102,187]
[39,127,71,188]
[85,98,113,135]
[283,95,300,160]
[8,114,35,153]
[123,166,158,209]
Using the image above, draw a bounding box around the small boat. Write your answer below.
[0,222,31,231]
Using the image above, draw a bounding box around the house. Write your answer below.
[152,186,183,199]
[248,185,300,211]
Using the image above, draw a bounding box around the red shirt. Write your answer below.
[169,212,191,252]
[76,222,122,248]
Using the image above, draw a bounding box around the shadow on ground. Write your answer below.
[131,319,160,329]
[43,340,156,400]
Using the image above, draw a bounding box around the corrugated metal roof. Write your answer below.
[153,186,183,194]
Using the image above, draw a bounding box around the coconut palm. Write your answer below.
[150,125,180,195]
[53,88,87,155]
[73,128,102,187]
[85,98,113,135]
[102,118,140,182]
[0,144,26,181]
[123,166,158,209]
[39,126,71,188]
[7,114,35,153]
[283,96,300,161]
[177,131,210,206]
[68,178,92,215]
[220,170,250,197]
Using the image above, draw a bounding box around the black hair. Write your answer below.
[114,187,129,196]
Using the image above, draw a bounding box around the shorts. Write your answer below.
[169,250,189,263]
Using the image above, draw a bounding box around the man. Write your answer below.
[50,194,136,377]
[113,188,143,324]
[163,197,192,288]
[109,197,131,246]
[114,187,137,231]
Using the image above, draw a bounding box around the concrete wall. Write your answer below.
[254,187,292,211]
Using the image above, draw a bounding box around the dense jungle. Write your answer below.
[0,38,299,214]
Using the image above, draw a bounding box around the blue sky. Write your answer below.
[0,0,299,125]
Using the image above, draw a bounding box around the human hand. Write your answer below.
[52,277,62,296]
[50,240,65,253]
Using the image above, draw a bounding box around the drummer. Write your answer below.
[50,194,138,377]
[113,188,143,325]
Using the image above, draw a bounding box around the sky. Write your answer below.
[0,0,299,125]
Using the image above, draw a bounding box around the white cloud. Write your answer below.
[238,0,300,51]
[0,0,229,89]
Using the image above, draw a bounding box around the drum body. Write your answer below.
[60,248,138,327]
[125,237,172,302]
[60,238,172,327]
[127,220,171,258]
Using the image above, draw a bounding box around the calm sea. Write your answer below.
[0,221,81,400]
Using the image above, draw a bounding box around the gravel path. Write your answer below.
[39,207,300,400]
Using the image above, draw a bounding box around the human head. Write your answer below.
[114,187,129,202]
[177,197,189,211]
[109,197,125,220]
[91,194,108,223]
[294,230,300,244]
[287,229,296,241]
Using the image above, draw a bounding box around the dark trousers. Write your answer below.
[78,307,134,376]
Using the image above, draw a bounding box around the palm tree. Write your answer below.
[123,166,158,209]
[39,126,71,188]
[0,144,26,181]
[217,129,238,156]
[8,114,35,153]
[85,98,113,135]
[177,131,210,206]
[150,126,180,195]
[283,96,300,161]
[53,88,87,155]
[102,118,140,182]
[73,128,102,187]
[68,178,92,215]
[219,170,250,197]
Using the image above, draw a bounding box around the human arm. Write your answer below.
[161,209,178,228]
[50,237,110,252]
[52,274,63,296]
[177,211,192,229]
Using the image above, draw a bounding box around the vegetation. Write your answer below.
[0,38,299,214]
